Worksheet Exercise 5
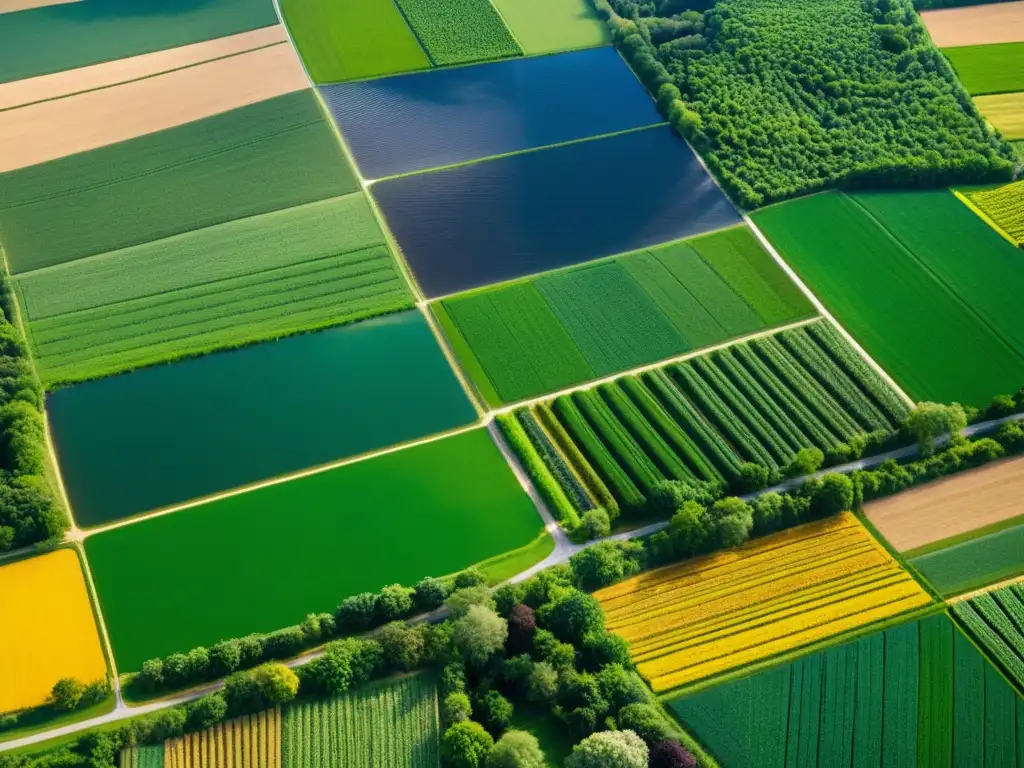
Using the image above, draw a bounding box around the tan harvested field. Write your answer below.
[975,92,1024,139]
[0,26,287,111]
[865,454,1024,552]
[921,1,1024,47]
[0,0,79,13]
[0,42,308,172]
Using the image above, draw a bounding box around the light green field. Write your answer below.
[491,0,610,55]
[280,0,429,83]
[945,42,1024,96]
[395,0,522,65]
[16,194,412,386]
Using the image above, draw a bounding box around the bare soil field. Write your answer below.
[0,0,79,14]
[0,42,308,172]
[865,454,1024,551]
[922,1,1024,47]
[0,26,287,110]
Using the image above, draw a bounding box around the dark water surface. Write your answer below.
[320,46,661,178]
[48,311,476,526]
[373,126,742,297]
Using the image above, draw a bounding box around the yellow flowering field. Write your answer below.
[594,513,931,692]
[0,548,107,713]
[159,708,281,768]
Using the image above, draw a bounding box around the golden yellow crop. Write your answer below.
[163,708,280,768]
[0,549,107,713]
[596,513,931,693]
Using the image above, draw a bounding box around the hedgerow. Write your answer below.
[516,409,594,514]
[497,413,581,528]
[779,328,892,432]
[806,321,912,424]
[671,363,777,468]
[575,389,664,494]
[599,382,694,483]
[553,396,645,510]
[731,343,840,451]
[642,369,743,479]
[619,376,722,483]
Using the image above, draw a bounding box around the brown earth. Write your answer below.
[0,26,288,111]
[865,454,1024,552]
[0,0,80,14]
[0,42,308,172]
[922,1,1024,47]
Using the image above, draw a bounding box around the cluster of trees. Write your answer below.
[593,0,1014,208]
[0,278,65,553]
[130,567,487,696]
[0,678,110,733]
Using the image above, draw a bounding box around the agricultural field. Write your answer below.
[976,91,1024,139]
[921,0,1024,48]
[320,46,661,179]
[913,523,1024,596]
[16,193,412,386]
[119,746,164,768]
[0,549,107,713]
[163,708,280,768]
[953,585,1024,692]
[944,42,1024,95]
[752,190,1024,406]
[279,0,429,83]
[282,673,439,767]
[594,514,931,692]
[0,0,278,83]
[965,180,1024,244]
[0,91,357,273]
[435,225,814,405]
[0,42,308,172]
[84,428,544,671]
[503,321,908,517]
[372,125,741,298]
[394,0,521,66]
[48,310,474,526]
[490,0,610,55]
[670,614,1024,766]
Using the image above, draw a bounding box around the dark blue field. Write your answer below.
[372,126,742,297]
[320,47,662,178]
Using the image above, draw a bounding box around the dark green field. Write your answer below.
[0,92,356,274]
[670,614,1024,766]
[85,428,543,671]
[752,191,1024,406]
[437,226,814,405]
[913,524,1024,596]
[49,311,475,526]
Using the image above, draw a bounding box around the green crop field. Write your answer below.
[15,193,412,386]
[853,190,1024,364]
[394,0,522,65]
[752,191,1024,406]
[670,613,1024,766]
[0,92,357,274]
[436,226,815,405]
[282,673,439,767]
[967,180,1024,244]
[913,524,1024,596]
[506,322,908,511]
[84,427,544,671]
[280,0,429,83]
[945,42,1024,96]
[954,585,1024,694]
[0,0,278,84]
[490,0,609,55]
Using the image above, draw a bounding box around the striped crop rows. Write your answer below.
[594,513,931,692]
[163,708,281,768]
[281,673,439,768]
[954,584,1024,691]
[507,321,908,518]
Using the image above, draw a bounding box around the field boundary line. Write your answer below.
[952,188,1019,247]
[71,541,123,707]
[742,213,918,409]
[946,571,1024,604]
[366,121,669,185]
[487,316,821,415]
[79,422,483,538]
[418,303,487,418]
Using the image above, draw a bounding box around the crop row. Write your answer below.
[394,0,521,66]
[163,708,281,768]
[967,180,1024,245]
[953,585,1024,690]
[502,323,907,519]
